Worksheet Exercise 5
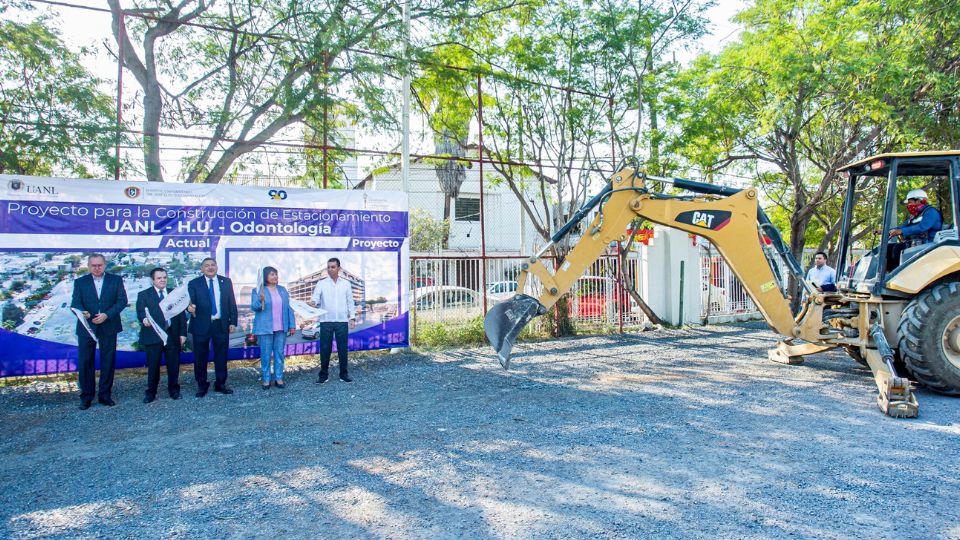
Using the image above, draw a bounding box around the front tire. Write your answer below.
[897,282,960,395]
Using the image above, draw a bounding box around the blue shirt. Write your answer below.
[899,204,943,243]
[806,264,836,287]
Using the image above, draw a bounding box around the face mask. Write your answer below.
[906,202,923,217]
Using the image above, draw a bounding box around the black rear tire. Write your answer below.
[897,281,960,395]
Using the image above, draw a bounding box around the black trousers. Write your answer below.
[76,330,118,402]
[319,322,349,377]
[145,338,182,398]
[193,324,229,390]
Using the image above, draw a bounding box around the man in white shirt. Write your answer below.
[311,257,356,383]
[806,251,837,292]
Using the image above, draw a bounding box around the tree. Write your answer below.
[669,0,960,305]
[413,45,477,241]
[590,0,711,174]
[409,208,450,253]
[0,12,120,176]
[2,302,25,327]
[108,0,519,183]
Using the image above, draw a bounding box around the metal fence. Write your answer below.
[409,252,648,342]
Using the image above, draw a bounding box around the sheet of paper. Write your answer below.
[144,310,168,345]
[70,307,98,345]
[159,283,190,320]
[289,299,326,320]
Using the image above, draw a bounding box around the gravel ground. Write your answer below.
[1,324,959,539]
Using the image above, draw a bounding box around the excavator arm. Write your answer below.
[483,166,919,418]
[485,167,799,366]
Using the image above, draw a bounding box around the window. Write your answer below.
[455,197,480,222]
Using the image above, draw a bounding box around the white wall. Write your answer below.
[372,162,545,254]
[641,226,704,325]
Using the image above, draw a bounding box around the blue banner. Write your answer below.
[0,175,410,377]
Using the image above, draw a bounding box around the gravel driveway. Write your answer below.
[1,324,958,539]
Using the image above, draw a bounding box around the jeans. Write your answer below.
[258,331,287,382]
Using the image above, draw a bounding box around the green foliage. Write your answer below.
[2,302,24,327]
[414,314,547,348]
[668,0,960,263]
[409,209,450,253]
[0,14,120,176]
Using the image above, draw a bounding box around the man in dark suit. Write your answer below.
[187,257,238,397]
[136,267,188,403]
[70,253,128,409]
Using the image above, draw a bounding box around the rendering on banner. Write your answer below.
[0,176,410,377]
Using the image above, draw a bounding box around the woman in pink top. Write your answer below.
[250,267,296,389]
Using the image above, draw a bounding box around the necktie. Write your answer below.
[208,278,218,317]
[159,289,169,328]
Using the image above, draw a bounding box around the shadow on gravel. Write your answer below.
[1,325,958,538]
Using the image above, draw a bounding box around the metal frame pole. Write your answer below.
[114,12,125,180]
[477,74,488,315]
[321,51,330,189]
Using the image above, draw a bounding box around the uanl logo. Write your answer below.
[675,210,732,231]
[124,186,142,199]
[268,189,288,200]
[7,179,57,194]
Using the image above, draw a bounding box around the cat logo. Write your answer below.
[692,211,714,228]
[675,210,732,231]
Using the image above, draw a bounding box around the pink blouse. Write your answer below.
[269,287,283,332]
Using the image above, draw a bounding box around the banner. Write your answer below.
[0,175,409,377]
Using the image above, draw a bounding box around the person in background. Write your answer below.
[70,253,128,409]
[187,258,238,397]
[250,266,296,390]
[805,251,836,292]
[136,267,187,403]
[888,189,943,246]
[311,257,356,384]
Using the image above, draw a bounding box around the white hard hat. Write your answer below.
[904,188,928,202]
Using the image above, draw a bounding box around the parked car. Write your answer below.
[568,276,648,320]
[413,285,494,321]
[301,323,321,340]
[486,280,519,303]
[486,281,518,295]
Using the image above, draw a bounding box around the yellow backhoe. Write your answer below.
[484,151,960,417]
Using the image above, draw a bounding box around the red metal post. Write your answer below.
[115,12,125,180]
[477,73,488,315]
[609,95,626,332]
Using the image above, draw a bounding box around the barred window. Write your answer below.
[455,197,481,222]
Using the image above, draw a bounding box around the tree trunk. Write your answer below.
[442,194,452,248]
[142,74,163,182]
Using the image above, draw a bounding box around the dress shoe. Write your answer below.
[214,386,234,395]
[275,381,286,389]
[316,373,328,384]
[196,389,207,398]
[262,384,271,391]
[98,398,116,407]
[170,392,182,400]
[339,374,353,383]
[79,400,92,410]
[143,395,156,404]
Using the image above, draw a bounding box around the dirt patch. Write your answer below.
[1,325,958,539]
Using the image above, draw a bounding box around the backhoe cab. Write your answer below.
[484,151,960,418]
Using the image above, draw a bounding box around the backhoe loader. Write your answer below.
[484,151,960,417]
